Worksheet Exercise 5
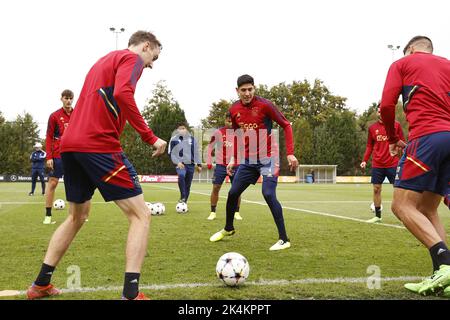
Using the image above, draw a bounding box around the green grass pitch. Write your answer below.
[0,182,449,300]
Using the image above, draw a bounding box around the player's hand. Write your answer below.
[207,163,213,170]
[389,140,406,157]
[151,138,167,157]
[360,161,366,169]
[46,159,54,170]
[226,162,235,176]
[177,162,185,169]
[287,155,299,172]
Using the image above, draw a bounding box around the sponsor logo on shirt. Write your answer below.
[238,122,259,130]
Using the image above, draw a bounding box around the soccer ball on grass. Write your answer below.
[53,199,65,210]
[146,202,165,215]
[216,252,250,287]
[176,202,188,213]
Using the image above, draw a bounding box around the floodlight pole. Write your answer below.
[110,27,125,50]
[387,44,401,62]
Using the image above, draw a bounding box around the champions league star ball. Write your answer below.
[176,202,188,213]
[370,203,383,212]
[145,202,165,215]
[53,199,65,210]
[216,252,250,287]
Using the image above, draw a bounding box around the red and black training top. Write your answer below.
[46,107,72,160]
[61,49,158,153]
[363,120,404,168]
[229,96,294,160]
[380,52,450,143]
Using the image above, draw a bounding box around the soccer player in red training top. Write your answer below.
[206,112,242,221]
[210,75,299,251]
[43,89,74,225]
[380,36,450,296]
[26,31,167,300]
[360,104,404,223]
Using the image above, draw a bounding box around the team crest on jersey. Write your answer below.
[236,112,241,120]
[375,129,379,135]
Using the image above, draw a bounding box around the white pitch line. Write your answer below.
[0,200,390,205]
[151,185,407,230]
[0,201,212,205]
[4,275,424,296]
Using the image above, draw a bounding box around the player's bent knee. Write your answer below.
[373,185,382,194]
[69,213,89,225]
[391,199,410,222]
[47,180,59,190]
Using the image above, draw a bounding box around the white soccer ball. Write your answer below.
[370,203,383,212]
[53,199,65,210]
[152,202,165,215]
[145,202,156,215]
[176,202,188,214]
[216,252,250,287]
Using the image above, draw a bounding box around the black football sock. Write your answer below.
[236,206,240,212]
[429,242,450,270]
[123,273,140,300]
[34,263,55,286]
[225,181,250,231]
[375,207,381,218]
[430,254,439,272]
[211,205,217,213]
[46,207,52,217]
[263,179,289,242]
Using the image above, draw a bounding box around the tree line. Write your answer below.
[0,80,407,176]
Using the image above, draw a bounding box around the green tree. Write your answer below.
[0,111,41,174]
[201,100,232,129]
[257,79,347,129]
[312,110,363,175]
[292,118,313,165]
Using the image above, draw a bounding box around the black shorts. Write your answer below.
[61,152,142,203]
[48,158,64,178]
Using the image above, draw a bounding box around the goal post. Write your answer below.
[296,165,337,184]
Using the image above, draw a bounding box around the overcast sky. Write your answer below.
[1,0,449,137]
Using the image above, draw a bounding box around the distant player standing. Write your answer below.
[26,31,166,300]
[210,75,299,251]
[29,142,46,196]
[360,105,405,223]
[206,112,242,221]
[168,122,202,205]
[43,89,74,224]
[380,36,450,296]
